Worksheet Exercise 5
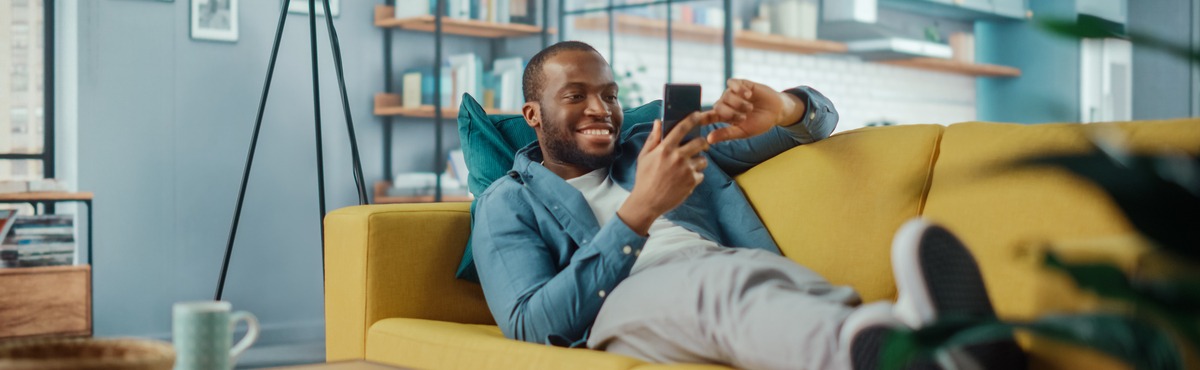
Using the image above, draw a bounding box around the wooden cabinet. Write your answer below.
[0,265,91,338]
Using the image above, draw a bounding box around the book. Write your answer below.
[1,214,75,268]
[402,71,423,108]
[394,0,430,18]
[448,149,469,187]
[509,0,535,25]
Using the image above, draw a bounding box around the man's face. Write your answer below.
[530,50,624,171]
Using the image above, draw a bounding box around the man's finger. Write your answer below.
[663,111,707,147]
[643,119,662,153]
[713,101,749,123]
[678,136,710,158]
[690,156,708,172]
[706,125,750,144]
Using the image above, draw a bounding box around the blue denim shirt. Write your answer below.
[471,87,838,347]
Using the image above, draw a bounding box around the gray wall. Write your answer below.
[73,0,541,346]
[1129,0,1199,120]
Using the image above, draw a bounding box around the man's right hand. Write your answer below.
[617,113,714,236]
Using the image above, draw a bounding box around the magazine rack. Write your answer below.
[0,191,94,339]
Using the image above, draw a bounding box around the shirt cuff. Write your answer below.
[781,86,839,143]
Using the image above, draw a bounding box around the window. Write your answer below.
[0,0,51,181]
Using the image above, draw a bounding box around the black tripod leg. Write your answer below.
[321,0,369,206]
[215,1,291,301]
[309,0,328,244]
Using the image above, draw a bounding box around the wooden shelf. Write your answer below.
[878,58,1022,77]
[574,14,847,54]
[375,5,554,38]
[735,31,849,54]
[574,14,1020,77]
[374,93,521,118]
[373,181,472,204]
[0,192,93,202]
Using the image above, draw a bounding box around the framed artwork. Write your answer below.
[190,0,238,42]
[287,0,340,17]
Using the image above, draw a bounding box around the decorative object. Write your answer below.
[190,0,238,42]
[288,0,339,17]
[215,0,368,300]
[172,301,259,370]
[0,337,174,370]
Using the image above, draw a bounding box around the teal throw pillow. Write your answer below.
[456,94,662,282]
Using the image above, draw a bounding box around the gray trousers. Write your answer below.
[587,246,864,370]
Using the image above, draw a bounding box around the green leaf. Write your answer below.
[881,314,1183,370]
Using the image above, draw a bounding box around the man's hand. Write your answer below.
[617,113,715,235]
[707,79,807,144]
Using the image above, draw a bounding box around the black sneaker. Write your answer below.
[890,219,1029,370]
[848,325,942,370]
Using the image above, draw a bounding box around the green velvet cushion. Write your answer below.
[455,94,662,282]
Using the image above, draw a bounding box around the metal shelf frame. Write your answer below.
[380,0,554,202]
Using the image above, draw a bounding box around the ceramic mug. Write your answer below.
[172,301,259,370]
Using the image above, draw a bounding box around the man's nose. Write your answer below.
[584,95,610,117]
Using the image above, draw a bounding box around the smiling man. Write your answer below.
[470,41,1026,370]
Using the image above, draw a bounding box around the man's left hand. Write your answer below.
[706,79,806,144]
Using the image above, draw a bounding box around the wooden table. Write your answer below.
[265,360,410,370]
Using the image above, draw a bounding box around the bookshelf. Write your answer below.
[573,14,1021,77]
[374,2,551,204]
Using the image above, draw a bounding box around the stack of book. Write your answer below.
[0,214,76,268]
[401,54,526,112]
[394,0,538,25]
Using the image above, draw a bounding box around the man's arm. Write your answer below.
[472,183,646,345]
[700,81,839,176]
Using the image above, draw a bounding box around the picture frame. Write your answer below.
[287,0,340,17]
[190,0,238,42]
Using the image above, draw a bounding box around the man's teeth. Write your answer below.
[580,129,610,135]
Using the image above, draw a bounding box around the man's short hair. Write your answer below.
[523,41,602,103]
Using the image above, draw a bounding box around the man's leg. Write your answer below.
[589,247,868,370]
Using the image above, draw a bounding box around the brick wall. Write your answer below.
[576,31,976,133]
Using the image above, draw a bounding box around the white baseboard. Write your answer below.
[236,341,325,369]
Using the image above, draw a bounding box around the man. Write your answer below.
[471,41,1026,370]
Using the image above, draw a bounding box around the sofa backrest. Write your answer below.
[736,124,945,303]
[921,119,1200,320]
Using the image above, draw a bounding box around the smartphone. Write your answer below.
[662,84,703,142]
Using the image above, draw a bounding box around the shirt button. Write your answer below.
[809,112,816,121]
[635,249,641,257]
[622,245,632,255]
[598,290,607,298]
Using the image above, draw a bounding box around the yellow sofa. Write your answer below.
[325,119,1199,369]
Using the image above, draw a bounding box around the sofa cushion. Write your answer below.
[365,318,647,370]
[735,124,945,303]
[455,95,663,282]
[920,119,1200,321]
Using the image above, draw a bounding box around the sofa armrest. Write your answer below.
[324,202,494,361]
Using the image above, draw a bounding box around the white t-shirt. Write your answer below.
[565,168,721,275]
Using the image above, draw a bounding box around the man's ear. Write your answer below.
[522,101,541,129]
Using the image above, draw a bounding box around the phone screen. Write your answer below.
[662,84,703,141]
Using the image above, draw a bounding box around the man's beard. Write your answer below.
[541,116,616,170]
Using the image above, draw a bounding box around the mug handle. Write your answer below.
[228,311,260,363]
